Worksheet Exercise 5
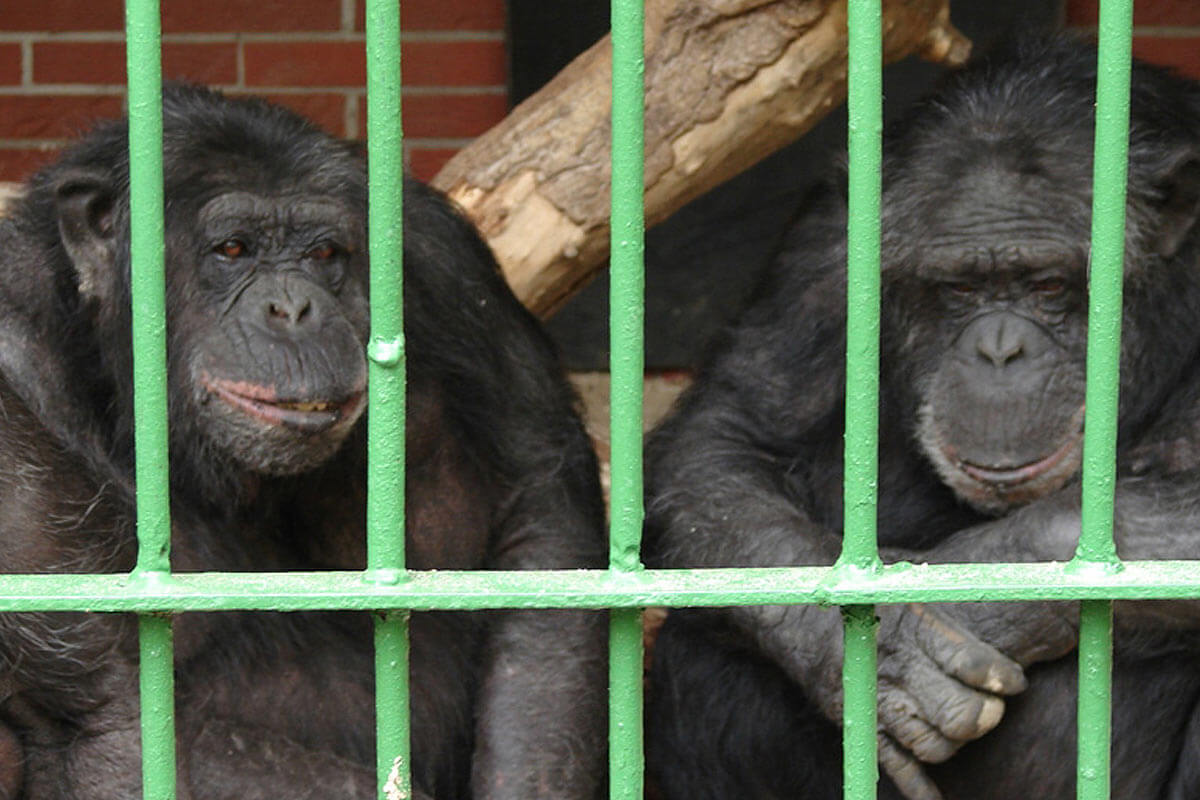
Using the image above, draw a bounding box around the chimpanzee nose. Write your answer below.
[263,281,318,331]
[976,316,1024,367]
[956,311,1050,370]
[267,296,312,326]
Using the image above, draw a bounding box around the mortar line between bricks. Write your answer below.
[19,40,31,87]
[0,33,239,44]
[1068,25,1200,36]
[240,31,505,42]
[405,138,476,148]
[1129,25,1200,36]
[343,92,355,138]
[0,139,69,148]
[381,86,507,96]
[0,85,505,96]
[0,86,124,95]
[0,31,505,44]
[235,34,245,89]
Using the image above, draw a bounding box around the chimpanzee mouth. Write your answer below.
[202,375,366,435]
[957,433,1081,486]
[952,406,1087,488]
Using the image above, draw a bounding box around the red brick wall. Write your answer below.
[0,0,508,182]
[1067,0,1200,78]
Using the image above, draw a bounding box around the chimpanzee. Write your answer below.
[0,84,607,800]
[644,36,1200,800]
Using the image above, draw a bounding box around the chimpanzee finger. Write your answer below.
[878,649,1006,743]
[905,604,1027,695]
[877,678,961,764]
[879,734,945,800]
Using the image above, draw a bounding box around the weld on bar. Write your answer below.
[609,0,647,797]
[1075,0,1134,797]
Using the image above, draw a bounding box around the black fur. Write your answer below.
[645,36,1200,800]
[0,85,607,800]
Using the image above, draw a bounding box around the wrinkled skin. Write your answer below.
[0,85,607,800]
[645,36,1200,800]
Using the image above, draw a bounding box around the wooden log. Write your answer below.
[433,0,969,316]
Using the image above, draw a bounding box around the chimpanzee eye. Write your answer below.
[944,282,977,297]
[1031,277,1066,296]
[214,239,247,259]
[306,241,338,261]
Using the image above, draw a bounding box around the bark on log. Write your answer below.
[433,0,969,317]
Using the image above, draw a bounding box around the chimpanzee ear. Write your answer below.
[1152,156,1200,259]
[54,169,118,302]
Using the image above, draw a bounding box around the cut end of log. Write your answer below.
[917,7,972,68]
[0,182,21,216]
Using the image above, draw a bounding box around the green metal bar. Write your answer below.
[609,0,646,797]
[126,2,177,798]
[125,0,170,575]
[364,0,406,575]
[1073,2,1133,796]
[608,0,646,573]
[839,0,883,573]
[842,605,879,799]
[375,610,412,800]
[1078,600,1114,799]
[1076,0,1131,570]
[609,608,644,800]
[138,614,177,800]
[3,561,1200,611]
[364,1,409,798]
[842,1,882,796]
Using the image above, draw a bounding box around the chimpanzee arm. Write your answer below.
[467,411,609,800]
[403,182,610,800]
[188,718,405,800]
[883,473,1200,667]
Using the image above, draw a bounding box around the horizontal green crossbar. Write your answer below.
[0,561,1198,611]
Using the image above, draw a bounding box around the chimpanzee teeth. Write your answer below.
[278,401,331,412]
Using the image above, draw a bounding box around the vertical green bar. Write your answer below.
[375,609,412,800]
[843,606,879,800]
[1078,0,1131,569]
[364,1,410,798]
[126,2,177,798]
[609,0,646,798]
[841,2,882,797]
[125,0,170,573]
[609,607,644,800]
[138,615,177,800]
[609,0,645,572]
[840,0,882,572]
[1077,600,1114,799]
[365,0,405,572]
[1075,1,1132,798]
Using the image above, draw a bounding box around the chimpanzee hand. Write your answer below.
[805,603,1027,800]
